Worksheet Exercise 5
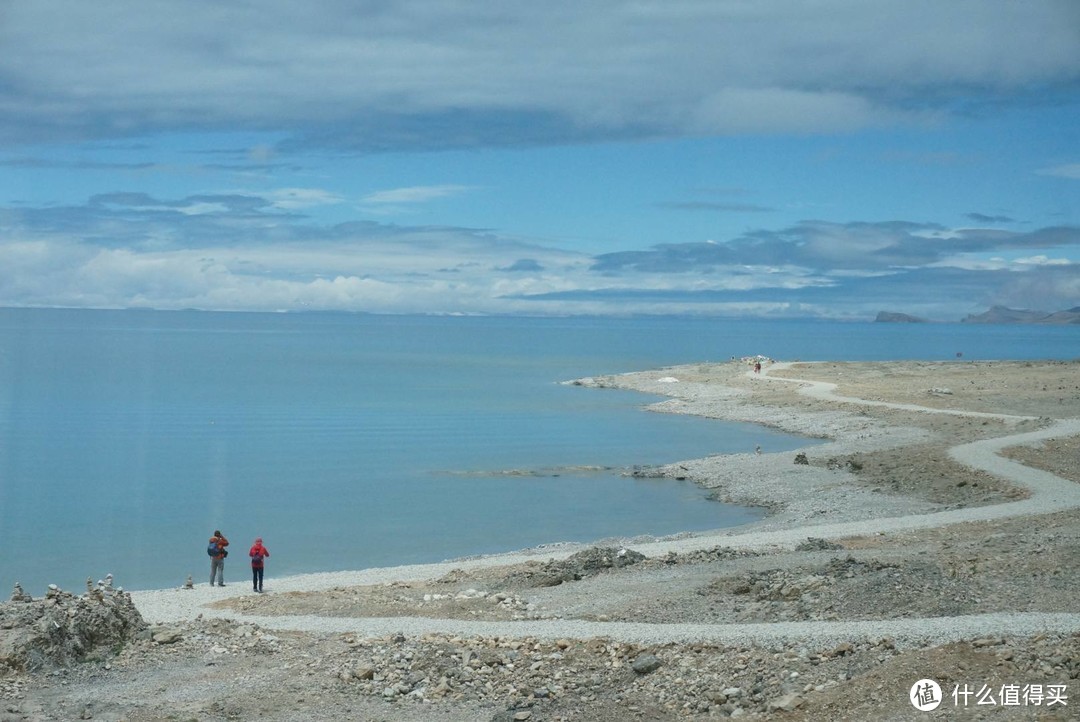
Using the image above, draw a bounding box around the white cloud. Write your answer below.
[264,188,345,210]
[360,185,476,205]
[1013,255,1072,266]
[688,88,908,135]
[178,202,230,215]
[1037,163,1080,180]
[929,257,1008,271]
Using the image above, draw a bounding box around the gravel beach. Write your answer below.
[4,359,1078,720]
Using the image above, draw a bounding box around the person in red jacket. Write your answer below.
[249,537,270,593]
[209,530,229,587]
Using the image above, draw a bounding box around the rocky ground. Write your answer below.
[2,359,1078,720]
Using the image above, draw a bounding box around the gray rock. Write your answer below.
[795,537,844,551]
[767,692,804,712]
[509,545,647,588]
[151,628,183,645]
[490,710,532,722]
[631,653,662,675]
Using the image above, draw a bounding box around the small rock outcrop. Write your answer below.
[0,579,146,671]
[505,546,647,588]
[795,537,844,552]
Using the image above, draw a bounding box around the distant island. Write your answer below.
[876,306,1080,324]
[874,311,927,323]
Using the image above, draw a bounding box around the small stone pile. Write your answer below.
[794,537,845,552]
[0,577,146,671]
[644,545,759,567]
[422,588,530,616]
[503,547,647,588]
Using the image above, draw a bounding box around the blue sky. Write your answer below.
[1,1,1078,320]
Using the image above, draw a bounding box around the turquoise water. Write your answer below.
[0,309,1075,592]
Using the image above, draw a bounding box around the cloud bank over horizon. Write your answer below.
[1,1,1078,320]
[3,190,1077,320]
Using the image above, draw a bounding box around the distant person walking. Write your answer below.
[249,537,270,592]
[208,530,229,587]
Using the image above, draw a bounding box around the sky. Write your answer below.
[1,0,1078,321]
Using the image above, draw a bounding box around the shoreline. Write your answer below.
[127,362,859,621]
[132,359,1079,623]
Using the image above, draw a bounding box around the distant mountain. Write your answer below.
[1042,307,1080,324]
[875,311,928,323]
[961,305,1080,324]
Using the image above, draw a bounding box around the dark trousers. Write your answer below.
[252,566,264,591]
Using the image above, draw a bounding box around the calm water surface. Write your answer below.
[0,309,1074,591]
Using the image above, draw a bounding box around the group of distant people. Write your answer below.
[207,530,270,593]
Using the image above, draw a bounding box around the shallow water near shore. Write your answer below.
[0,308,1075,593]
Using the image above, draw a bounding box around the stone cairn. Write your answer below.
[9,582,32,603]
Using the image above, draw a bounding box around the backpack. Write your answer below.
[207,541,220,557]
